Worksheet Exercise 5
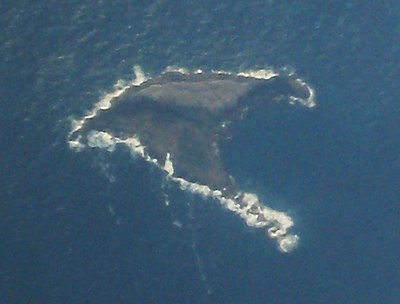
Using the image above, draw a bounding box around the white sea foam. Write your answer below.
[289,77,317,108]
[67,66,147,150]
[237,69,278,80]
[67,65,316,253]
[82,129,300,253]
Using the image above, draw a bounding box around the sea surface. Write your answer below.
[1,1,399,303]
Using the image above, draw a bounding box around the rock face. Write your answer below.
[68,66,316,253]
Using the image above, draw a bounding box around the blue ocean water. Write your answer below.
[1,1,399,303]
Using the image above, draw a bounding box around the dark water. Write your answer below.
[1,1,399,303]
